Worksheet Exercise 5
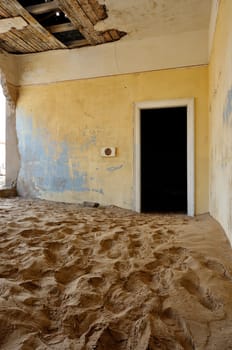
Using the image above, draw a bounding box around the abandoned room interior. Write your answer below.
[0,0,232,348]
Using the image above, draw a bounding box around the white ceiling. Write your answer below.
[10,0,214,85]
[96,0,212,40]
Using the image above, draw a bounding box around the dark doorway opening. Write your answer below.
[140,107,187,213]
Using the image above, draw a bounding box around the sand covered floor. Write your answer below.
[0,198,232,349]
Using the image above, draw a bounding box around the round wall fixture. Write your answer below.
[101,147,116,157]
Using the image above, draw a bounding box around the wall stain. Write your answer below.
[107,164,123,172]
[223,86,232,123]
[91,188,104,194]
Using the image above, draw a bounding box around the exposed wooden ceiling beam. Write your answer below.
[0,7,9,18]
[26,1,59,15]
[88,0,107,20]
[0,0,126,54]
[0,1,66,52]
[109,29,122,41]
[76,0,99,25]
[67,39,89,48]
[47,22,75,34]
[57,0,105,45]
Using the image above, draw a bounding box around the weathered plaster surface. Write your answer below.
[14,30,209,86]
[95,0,211,39]
[6,100,20,187]
[208,0,220,57]
[0,1,212,88]
[0,62,20,187]
[16,111,100,198]
[0,52,19,86]
[11,0,211,86]
[209,0,232,243]
[16,66,208,213]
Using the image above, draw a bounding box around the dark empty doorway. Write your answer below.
[140,107,187,213]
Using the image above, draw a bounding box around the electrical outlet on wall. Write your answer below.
[101,147,117,157]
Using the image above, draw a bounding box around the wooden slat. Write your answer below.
[102,29,126,43]
[77,0,99,25]
[67,39,89,48]
[0,31,35,53]
[0,1,126,54]
[0,24,63,54]
[88,0,107,20]
[47,22,75,34]
[0,1,66,51]
[12,26,58,52]
[109,29,121,41]
[26,1,59,15]
[10,30,39,52]
[0,47,6,54]
[57,0,105,45]
[0,38,16,53]
[103,31,112,42]
[0,8,10,18]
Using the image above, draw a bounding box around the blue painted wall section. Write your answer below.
[16,110,100,197]
[223,86,232,124]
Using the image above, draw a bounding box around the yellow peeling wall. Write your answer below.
[16,66,208,213]
[209,0,232,242]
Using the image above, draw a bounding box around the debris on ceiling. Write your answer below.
[0,0,126,54]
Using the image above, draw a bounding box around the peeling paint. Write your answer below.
[16,111,89,196]
[223,86,232,123]
[107,164,123,172]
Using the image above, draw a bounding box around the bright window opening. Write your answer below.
[0,84,6,187]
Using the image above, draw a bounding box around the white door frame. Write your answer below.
[134,98,195,216]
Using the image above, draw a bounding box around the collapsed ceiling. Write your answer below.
[0,0,126,54]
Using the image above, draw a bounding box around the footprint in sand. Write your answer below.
[19,229,46,238]
[77,292,101,308]
[180,271,222,311]
[55,258,92,284]
[144,260,159,271]
[151,229,168,244]
[203,258,232,281]
[20,280,41,291]
[114,261,132,273]
[161,307,195,350]
[99,238,113,251]
[92,325,127,350]
[20,259,48,280]
[127,238,143,258]
[43,248,57,264]
[124,271,153,292]
[88,276,105,288]
[0,264,18,278]
[128,313,195,350]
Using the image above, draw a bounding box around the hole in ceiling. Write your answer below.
[53,30,84,45]
[33,10,70,27]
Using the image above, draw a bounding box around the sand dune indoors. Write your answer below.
[0,198,232,349]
